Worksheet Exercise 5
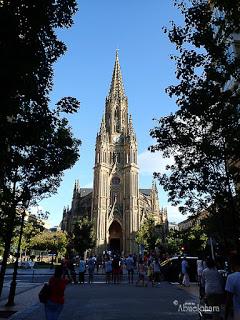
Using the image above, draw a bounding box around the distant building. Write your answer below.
[168,222,179,231]
[178,210,208,231]
[49,226,61,232]
[61,52,168,254]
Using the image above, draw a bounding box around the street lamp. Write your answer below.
[6,187,31,306]
[51,235,57,268]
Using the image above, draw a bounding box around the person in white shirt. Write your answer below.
[196,255,205,285]
[78,257,86,284]
[225,254,240,320]
[181,257,190,287]
[201,257,224,319]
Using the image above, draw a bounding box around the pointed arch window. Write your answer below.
[111,176,120,185]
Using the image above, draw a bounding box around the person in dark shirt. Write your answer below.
[112,256,120,284]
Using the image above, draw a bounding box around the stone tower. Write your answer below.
[92,51,139,254]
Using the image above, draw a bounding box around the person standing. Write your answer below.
[96,255,102,273]
[225,254,240,320]
[105,257,112,284]
[201,258,224,320]
[136,258,146,287]
[196,255,205,286]
[112,255,120,284]
[78,257,86,284]
[153,257,161,286]
[125,254,134,284]
[61,257,70,281]
[68,260,77,284]
[181,257,190,287]
[45,266,68,320]
[147,260,154,287]
[87,256,95,284]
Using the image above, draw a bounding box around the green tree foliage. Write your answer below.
[0,0,80,296]
[165,229,183,255]
[165,225,207,256]
[11,212,47,255]
[70,218,95,256]
[184,224,208,256]
[30,231,68,257]
[136,215,162,251]
[150,0,240,251]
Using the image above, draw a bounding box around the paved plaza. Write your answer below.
[0,280,200,320]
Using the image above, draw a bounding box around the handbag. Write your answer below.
[39,283,51,304]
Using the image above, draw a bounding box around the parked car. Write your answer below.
[160,256,198,282]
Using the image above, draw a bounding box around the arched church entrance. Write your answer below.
[108,220,122,254]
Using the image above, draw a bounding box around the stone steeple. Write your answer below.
[108,50,125,99]
[104,50,129,137]
[73,179,80,197]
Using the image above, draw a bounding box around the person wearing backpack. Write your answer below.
[45,265,68,320]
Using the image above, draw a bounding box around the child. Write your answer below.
[147,261,154,287]
[136,259,146,287]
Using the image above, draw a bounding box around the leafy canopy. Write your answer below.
[150,0,240,243]
[30,231,68,256]
[0,0,79,296]
[70,218,96,256]
[136,215,163,251]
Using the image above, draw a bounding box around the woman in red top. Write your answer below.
[45,266,68,320]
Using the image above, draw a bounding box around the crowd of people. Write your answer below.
[59,252,162,287]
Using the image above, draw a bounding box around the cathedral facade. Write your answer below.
[61,52,168,254]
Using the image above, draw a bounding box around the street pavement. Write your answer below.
[0,281,199,320]
[0,269,200,320]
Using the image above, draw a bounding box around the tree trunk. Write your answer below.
[0,235,12,297]
[0,208,16,297]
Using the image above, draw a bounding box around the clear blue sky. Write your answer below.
[37,0,187,226]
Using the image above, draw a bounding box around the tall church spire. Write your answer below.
[108,50,125,98]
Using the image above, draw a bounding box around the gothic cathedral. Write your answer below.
[61,52,168,254]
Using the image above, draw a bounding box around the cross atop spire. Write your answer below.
[108,50,125,98]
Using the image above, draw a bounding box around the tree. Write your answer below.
[30,230,68,258]
[165,225,207,256]
[135,215,161,251]
[150,0,240,252]
[165,229,183,255]
[0,0,80,297]
[70,218,95,256]
[183,224,208,256]
[11,212,47,257]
